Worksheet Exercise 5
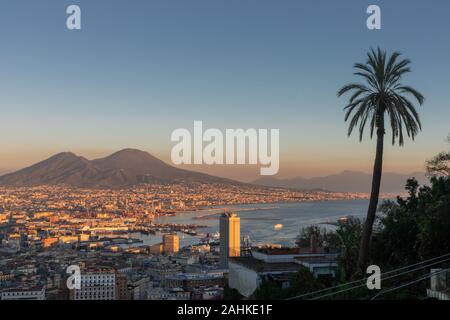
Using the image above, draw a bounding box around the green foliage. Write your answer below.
[427,151,450,177]
[251,279,287,300]
[372,176,450,268]
[330,217,363,281]
[337,47,424,146]
[252,267,327,300]
[332,176,450,299]
[294,220,363,281]
[426,134,450,177]
[223,285,242,300]
[295,225,330,247]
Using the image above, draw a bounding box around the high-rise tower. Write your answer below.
[220,213,240,268]
[163,233,179,255]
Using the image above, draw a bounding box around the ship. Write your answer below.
[274,223,283,231]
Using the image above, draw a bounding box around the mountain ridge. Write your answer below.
[0,150,427,193]
[0,149,241,188]
[252,170,428,193]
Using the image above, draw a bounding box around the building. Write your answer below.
[191,288,223,300]
[115,273,129,300]
[228,247,338,298]
[71,269,116,300]
[42,237,59,248]
[148,287,191,300]
[163,272,225,290]
[426,268,450,300]
[163,233,179,255]
[149,243,164,255]
[1,286,46,300]
[220,213,240,268]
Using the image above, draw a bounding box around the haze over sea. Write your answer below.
[143,200,370,247]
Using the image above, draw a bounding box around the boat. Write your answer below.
[274,223,283,231]
[200,231,220,244]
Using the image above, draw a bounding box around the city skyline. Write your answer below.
[1,1,450,180]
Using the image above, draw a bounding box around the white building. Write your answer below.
[228,247,338,298]
[1,286,45,300]
[73,272,116,300]
[426,268,450,300]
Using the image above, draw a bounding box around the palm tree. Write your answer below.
[337,48,424,272]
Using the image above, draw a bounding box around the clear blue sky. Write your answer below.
[0,0,449,180]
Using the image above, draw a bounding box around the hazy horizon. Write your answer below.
[0,147,428,183]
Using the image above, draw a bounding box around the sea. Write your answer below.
[128,199,369,248]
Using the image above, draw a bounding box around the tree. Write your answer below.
[426,133,450,177]
[251,279,287,300]
[295,225,329,248]
[328,217,362,280]
[415,177,450,259]
[339,176,450,299]
[338,48,424,271]
[372,176,450,268]
[223,285,242,300]
[372,179,421,268]
[253,267,325,300]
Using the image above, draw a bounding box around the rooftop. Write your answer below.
[165,273,223,280]
[294,256,338,265]
[1,285,44,293]
[254,247,325,255]
[229,256,300,273]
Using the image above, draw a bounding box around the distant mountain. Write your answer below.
[0,149,240,188]
[0,150,428,193]
[252,170,428,194]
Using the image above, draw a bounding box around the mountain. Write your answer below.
[0,149,239,188]
[0,150,428,192]
[252,170,428,194]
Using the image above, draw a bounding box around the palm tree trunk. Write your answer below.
[357,126,384,272]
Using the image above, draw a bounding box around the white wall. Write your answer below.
[228,262,259,298]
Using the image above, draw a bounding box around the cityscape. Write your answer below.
[0,180,371,300]
[1,0,449,306]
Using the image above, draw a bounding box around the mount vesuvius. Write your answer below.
[0,149,240,188]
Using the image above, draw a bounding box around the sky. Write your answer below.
[0,0,449,181]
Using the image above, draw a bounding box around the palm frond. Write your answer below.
[338,48,424,145]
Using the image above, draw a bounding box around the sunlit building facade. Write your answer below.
[163,233,180,255]
[220,213,240,269]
